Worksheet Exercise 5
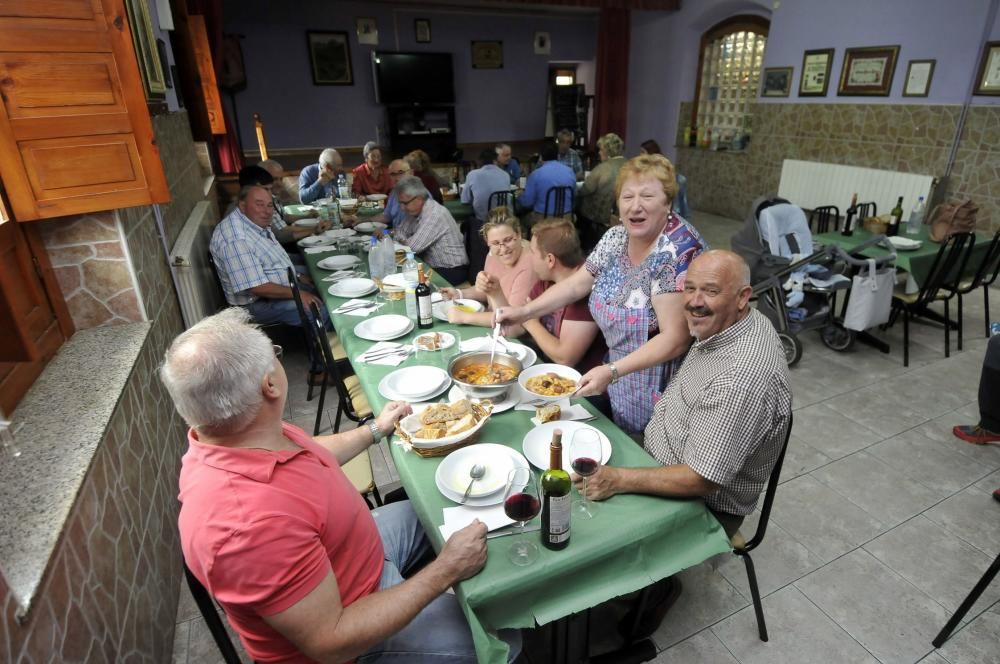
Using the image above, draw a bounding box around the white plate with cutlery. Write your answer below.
[322,228,357,239]
[522,421,612,471]
[380,366,450,401]
[298,235,337,248]
[434,444,529,506]
[328,278,377,298]
[433,299,485,322]
[378,370,451,402]
[355,314,413,341]
[355,221,388,234]
[317,255,362,270]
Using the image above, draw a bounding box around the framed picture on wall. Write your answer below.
[799,48,833,96]
[903,59,935,97]
[837,45,899,96]
[471,40,503,69]
[356,17,378,46]
[415,19,431,44]
[307,31,353,85]
[761,67,792,97]
[975,42,1000,95]
[534,32,551,55]
[124,0,167,97]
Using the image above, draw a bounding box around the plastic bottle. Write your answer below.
[402,252,419,320]
[367,236,383,284]
[907,196,925,235]
[380,229,396,278]
[336,173,349,199]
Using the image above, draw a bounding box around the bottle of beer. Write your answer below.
[841,193,858,237]
[887,196,904,237]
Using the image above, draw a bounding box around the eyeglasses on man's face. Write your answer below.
[399,196,421,206]
[389,169,410,177]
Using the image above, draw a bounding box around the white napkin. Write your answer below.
[321,270,361,282]
[516,395,572,412]
[333,299,383,316]
[529,403,592,426]
[355,341,411,366]
[439,504,514,541]
[304,245,339,254]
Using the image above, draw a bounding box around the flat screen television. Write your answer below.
[372,52,455,105]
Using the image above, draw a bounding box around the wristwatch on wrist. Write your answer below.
[363,416,384,443]
[607,362,620,384]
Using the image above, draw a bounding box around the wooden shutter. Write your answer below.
[0,0,170,221]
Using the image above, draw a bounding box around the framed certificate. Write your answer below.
[903,59,935,97]
[761,67,792,97]
[799,48,833,97]
[471,40,503,69]
[975,42,1000,95]
[838,45,900,96]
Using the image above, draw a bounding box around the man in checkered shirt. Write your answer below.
[575,250,791,638]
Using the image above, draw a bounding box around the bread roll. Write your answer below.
[536,404,561,423]
[420,404,454,425]
[446,413,477,436]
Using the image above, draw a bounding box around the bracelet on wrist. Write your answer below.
[607,362,620,385]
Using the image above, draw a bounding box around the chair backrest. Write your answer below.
[308,301,366,422]
[808,205,841,234]
[741,412,793,554]
[857,201,877,219]
[543,185,574,217]
[183,562,243,663]
[487,189,513,213]
[287,267,323,361]
[959,230,1000,293]
[915,232,976,308]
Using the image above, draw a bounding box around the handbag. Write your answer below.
[844,259,896,332]
[926,199,978,242]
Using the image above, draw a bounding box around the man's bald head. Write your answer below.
[388,159,412,183]
[682,250,753,341]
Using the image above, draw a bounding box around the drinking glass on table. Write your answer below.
[570,429,602,518]
[503,467,541,566]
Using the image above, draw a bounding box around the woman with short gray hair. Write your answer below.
[577,132,627,250]
[352,143,393,197]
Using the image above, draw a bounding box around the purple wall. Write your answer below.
[222,0,597,151]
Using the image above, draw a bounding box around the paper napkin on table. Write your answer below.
[354,341,412,366]
[322,269,362,282]
[438,504,514,541]
[333,299,383,317]
[303,245,339,254]
[515,395,572,412]
[529,403,592,426]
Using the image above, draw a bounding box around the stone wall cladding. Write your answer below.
[674,102,1000,233]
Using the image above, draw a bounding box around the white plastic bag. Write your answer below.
[844,259,896,332]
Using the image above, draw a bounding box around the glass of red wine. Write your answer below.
[503,467,541,566]
[570,428,602,518]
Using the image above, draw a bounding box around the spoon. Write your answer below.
[460,463,486,504]
[488,321,502,380]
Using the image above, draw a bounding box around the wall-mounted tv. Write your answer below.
[372,51,455,105]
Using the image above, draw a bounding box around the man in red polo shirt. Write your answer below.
[161,308,520,662]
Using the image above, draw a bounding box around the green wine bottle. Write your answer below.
[888,196,904,237]
[541,429,571,551]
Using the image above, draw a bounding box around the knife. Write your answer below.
[487,524,541,539]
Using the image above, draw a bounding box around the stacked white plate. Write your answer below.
[356,221,388,234]
[433,299,485,321]
[382,273,408,288]
[317,255,362,270]
[328,277,377,298]
[447,384,518,414]
[338,198,359,208]
[293,219,320,228]
[354,314,414,341]
[888,236,922,251]
[378,366,451,401]
[459,335,537,367]
[435,444,530,506]
[366,193,388,202]
[522,421,612,471]
[322,228,357,239]
[298,235,337,248]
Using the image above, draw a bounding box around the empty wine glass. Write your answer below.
[570,428,602,518]
[503,467,540,566]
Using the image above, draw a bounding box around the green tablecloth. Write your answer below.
[305,251,730,663]
[814,227,992,288]
[444,198,474,226]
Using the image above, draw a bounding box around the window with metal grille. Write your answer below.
[693,16,769,149]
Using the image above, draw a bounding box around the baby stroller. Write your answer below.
[731,197,894,366]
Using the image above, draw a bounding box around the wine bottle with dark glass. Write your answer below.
[887,196,904,237]
[417,266,433,329]
[841,192,858,237]
[541,429,571,551]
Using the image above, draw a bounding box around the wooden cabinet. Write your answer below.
[0,0,170,221]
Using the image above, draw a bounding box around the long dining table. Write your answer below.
[304,243,731,663]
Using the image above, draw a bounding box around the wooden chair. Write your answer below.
[952,230,1000,343]
[730,413,793,642]
[889,233,975,367]
[183,562,243,664]
[808,205,841,234]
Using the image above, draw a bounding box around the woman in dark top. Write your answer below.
[405,149,444,203]
[640,139,663,156]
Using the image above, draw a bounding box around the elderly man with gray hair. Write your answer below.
[298,148,344,204]
[165,308,520,663]
[393,175,470,285]
[555,128,584,181]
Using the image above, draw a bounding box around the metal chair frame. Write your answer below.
[183,562,243,664]
[932,550,1000,648]
[953,230,1000,342]
[487,189,514,212]
[543,185,575,218]
[808,205,841,234]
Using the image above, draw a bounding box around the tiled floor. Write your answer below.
[171,211,1000,664]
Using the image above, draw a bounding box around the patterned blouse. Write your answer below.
[583,213,707,433]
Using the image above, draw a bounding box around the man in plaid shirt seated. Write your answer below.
[575,249,792,638]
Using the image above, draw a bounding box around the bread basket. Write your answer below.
[394,400,493,458]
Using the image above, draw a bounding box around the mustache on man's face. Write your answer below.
[685,304,714,317]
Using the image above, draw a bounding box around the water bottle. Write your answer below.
[337,173,349,199]
[906,196,925,235]
[402,252,419,320]
[367,236,383,284]
[380,229,396,277]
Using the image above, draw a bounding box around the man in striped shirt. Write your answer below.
[392,176,470,286]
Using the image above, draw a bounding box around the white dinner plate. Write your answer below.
[522,421,612,471]
[292,218,320,228]
[356,221,388,234]
[317,255,362,270]
[322,228,357,239]
[435,444,530,506]
[380,373,451,403]
[415,331,457,351]
[338,198,359,207]
[437,444,515,498]
[433,299,485,322]
[383,366,450,400]
[459,336,537,367]
[888,236,923,251]
[298,235,337,248]
[382,273,409,288]
[394,243,413,253]
[366,193,388,202]
[518,363,582,404]
[354,315,414,341]
[447,384,517,414]
[328,278,377,298]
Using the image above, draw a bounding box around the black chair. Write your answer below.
[952,230,1000,343]
[731,412,793,642]
[543,185,575,218]
[932,550,1000,648]
[808,205,841,234]
[487,189,514,212]
[889,233,975,367]
[183,562,243,664]
[856,201,877,220]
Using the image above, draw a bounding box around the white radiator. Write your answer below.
[777,159,937,217]
[169,201,226,329]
